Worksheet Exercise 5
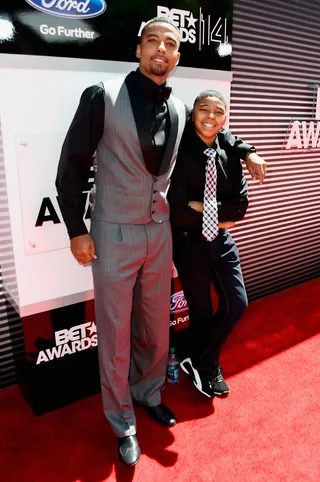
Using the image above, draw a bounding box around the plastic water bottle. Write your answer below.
[167,347,180,384]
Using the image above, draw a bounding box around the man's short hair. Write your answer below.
[193,90,227,110]
[140,16,181,43]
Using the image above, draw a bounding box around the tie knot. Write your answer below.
[204,148,216,159]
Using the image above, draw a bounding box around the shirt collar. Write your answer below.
[186,123,218,153]
[133,69,171,101]
[135,68,167,88]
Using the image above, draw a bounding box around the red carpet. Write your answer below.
[1,278,320,481]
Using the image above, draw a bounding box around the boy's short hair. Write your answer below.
[193,90,227,110]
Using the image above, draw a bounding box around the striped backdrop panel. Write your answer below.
[0,121,24,389]
[229,0,320,301]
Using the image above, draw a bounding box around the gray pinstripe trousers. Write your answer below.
[90,220,172,438]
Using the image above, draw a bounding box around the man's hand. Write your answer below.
[188,201,203,213]
[70,234,97,264]
[245,152,267,184]
[218,221,236,229]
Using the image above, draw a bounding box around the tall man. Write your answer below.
[56,16,266,466]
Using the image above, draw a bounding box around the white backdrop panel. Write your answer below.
[0,56,231,314]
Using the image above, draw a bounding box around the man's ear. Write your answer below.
[191,108,194,121]
[175,53,180,66]
[136,44,141,59]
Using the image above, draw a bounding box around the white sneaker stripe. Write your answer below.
[180,358,212,398]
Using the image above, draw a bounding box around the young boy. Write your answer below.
[168,90,249,398]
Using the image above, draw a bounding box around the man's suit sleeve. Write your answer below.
[218,127,255,160]
[56,84,105,239]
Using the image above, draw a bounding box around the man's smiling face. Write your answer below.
[136,22,181,84]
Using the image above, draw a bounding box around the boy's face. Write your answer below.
[136,23,180,84]
[192,96,227,145]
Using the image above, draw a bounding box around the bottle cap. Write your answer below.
[169,347,175,354]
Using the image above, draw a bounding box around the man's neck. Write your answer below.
[138,68,167,86]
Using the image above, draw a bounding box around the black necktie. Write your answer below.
[150,86,171,137]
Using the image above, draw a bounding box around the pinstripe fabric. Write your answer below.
[0,119,22,389]
[93,78,186,225]
[91,221,172,437]
[90,77,184,437]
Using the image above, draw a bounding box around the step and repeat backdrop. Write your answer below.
[0,0,232,69]
[0,0,233,405]
[228,0,320,302]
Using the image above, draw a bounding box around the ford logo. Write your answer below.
[25,0,107,19]
[170,290,188,314]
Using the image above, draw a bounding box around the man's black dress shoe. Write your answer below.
[118,435,141,466]
[140,403,176,427]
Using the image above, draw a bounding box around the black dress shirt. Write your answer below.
[56,69,170,239]
[168,122,249,236]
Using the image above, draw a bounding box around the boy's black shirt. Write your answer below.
[168,121,249,234]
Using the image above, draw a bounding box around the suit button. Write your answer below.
[153,200,157,204]
[153,190,158,194]
[152,210,156,214]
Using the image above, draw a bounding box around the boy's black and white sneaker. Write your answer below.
[210,364,229,397]
[180,357,214,398]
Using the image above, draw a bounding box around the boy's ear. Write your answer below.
[191,108,194,121]
[136,44,141,59]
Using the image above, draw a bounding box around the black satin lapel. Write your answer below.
[158,98,179,176]
[125,73,157,175]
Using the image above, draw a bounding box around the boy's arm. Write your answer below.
[217,176,249,222]
[219,128,267,183]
